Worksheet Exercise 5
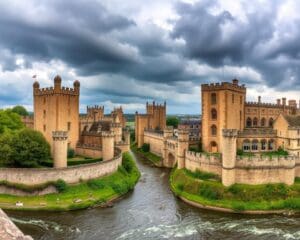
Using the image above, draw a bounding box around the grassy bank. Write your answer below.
[131,143,162,166]
[170,168,300,212]
[0,152,140,211]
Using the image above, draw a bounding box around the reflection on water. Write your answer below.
[6,152,300,240]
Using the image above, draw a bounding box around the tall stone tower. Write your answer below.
[52,131,68,168]
[135,101,166,147]
[201,79,246,152]
[111,107,126,128]
[87,105,104,122]
[33,75,80,150]
[177,129,189,169]
[221,129,238,186]
[102,131,115,161]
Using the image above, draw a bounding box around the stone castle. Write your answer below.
[23,75,129,168]
[135,79,300,186]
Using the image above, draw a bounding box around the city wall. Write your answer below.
[75,144,102,158]
[144,130,164,156]
[0,148,122,185]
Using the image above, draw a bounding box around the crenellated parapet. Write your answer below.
[236,155,296,169]
[144,129,164,139]
[52,131,68,141]
[245,101,295,109]
[201,80,246,93]
[222,129,238,138]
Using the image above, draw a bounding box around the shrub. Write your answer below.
[184,169,218,181]
[236,149,244,156]
[54,179,68,192]
[111,182,128,194]
[122,153,134,173]
[141,143,150,152]
[87,179,105,190]
[198,183,222,200]
[177,183,184,192]
[67,148,75,158]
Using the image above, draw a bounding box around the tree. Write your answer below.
[0,131,14,166]
[10,129,51,167]
[166,116,179,128]
[0,109,24,134]
[11,105,29,116]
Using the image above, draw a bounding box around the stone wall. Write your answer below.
[185,151,222,175]
[144,130,164,156]
[75,144,102,158]
[0,148,122,185]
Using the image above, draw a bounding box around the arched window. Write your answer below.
[268,139,274,150]
[252,139,259,151]
[211,125,217,136]
[246,117,252,127]
[261,139,267,150]
[211,93,217,104]
[269,118,274,127]
[243,139,250,151]
[253,117,258,127]
[261,118,266,127]
[211,108,217,120]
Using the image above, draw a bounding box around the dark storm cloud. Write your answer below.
[171,0,300,89]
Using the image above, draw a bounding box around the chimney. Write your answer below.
[232,79,239,85]
[258,96,261,103]
[277,99,281,105]
[282,98,286,106]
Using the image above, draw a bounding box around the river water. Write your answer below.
[6,152,300,240]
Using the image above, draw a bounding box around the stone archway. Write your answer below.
[166,152,176,168]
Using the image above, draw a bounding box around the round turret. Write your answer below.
[33,81,40,89]
[54,75,62,84]
[73,80,80,88]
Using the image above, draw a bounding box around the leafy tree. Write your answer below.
[0,109,24,134]
[10,129,51,167]
[11,105,29,116]
[166,116,179,128]
[0,131,14,166]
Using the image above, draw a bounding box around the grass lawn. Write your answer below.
[0,152,140,211]
[170,168,300,212]
[131,143,162,165]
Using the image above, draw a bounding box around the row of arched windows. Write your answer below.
[242,139,274,151]
[246,117,273,127]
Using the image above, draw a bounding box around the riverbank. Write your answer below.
[131,144,163,167]
[170,168,300,214]
[0,152,140,211]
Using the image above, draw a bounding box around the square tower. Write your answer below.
[33,75,80,150]
[201,79,246,152]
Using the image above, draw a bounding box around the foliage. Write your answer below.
[166,116,179,128]
[87,179,105,190]
[67,148,75,158]
[0,131,14,166]
[54,179,68,193]
[122,152,134,173]
[141,143,150,152]
[10,129,51,167]
[184,169,219,181]
[11,105,29,116]
[0,109,24,134]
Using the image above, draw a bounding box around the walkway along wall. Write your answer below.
[0,148,122,185]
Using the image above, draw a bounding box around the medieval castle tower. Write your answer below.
[33,75,80,150]
[201,79,246,152]
[135,101,166,147]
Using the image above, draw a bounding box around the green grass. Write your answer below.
[0,152,140,211]
[131,143,162,164]
[170,168,300,212]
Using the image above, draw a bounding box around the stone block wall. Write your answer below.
[144,131,164,156]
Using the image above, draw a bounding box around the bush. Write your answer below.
[122,153,134,173]
[141,143,150,152]
[236,149,244,156]
[177,183,184,192]
[198,183,222,200]
[11,106,29,116]
[111,182,128,194]
[184,169,218,181]
[87,179,105,190]
[67,148,75,158]
[54,179,68,192]
[10,129,51,167]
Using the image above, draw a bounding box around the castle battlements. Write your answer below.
[201,79,246,93]
[185,150,222,164]
[34,85,79,96]
[222,129,238,137]
[236,155,296,168]
[52,131,68,140]
[245,101,295,109]
[101,131,115,138]
[87,105,104,110]
[144,129,164,138]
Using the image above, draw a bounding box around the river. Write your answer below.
[5,152,300,240]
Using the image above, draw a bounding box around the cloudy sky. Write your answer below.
[1,0,300,114]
